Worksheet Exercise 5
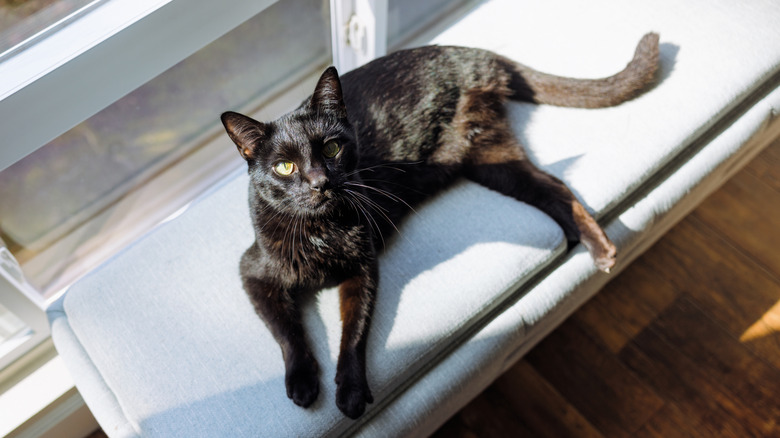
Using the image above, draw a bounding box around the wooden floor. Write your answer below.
[432,138,780,437]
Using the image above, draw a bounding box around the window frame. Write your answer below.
[0,250,49,372]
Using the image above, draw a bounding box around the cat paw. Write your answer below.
[335,372,373,419]
[594,242,617,273]
[285,361,320,408]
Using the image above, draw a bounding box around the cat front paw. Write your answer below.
[285,360,320,408]
[335,371,373,419]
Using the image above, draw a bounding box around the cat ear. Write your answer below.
[220,111,270,161]
[310,66,347,118]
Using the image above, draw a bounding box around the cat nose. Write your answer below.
[307,169,329,192]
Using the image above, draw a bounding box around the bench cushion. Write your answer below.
[49,177,564,437]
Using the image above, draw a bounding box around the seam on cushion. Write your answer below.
[600,64,780,226]
[48,297,142,438]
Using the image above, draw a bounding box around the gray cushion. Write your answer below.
[49,176,564,437]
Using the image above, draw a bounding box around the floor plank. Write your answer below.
[445,386,537,437]
[645,296,780,433]
[692,169,780,278]
[620,295,779,437]
[631,403,712,438]
[492,361,605,438]
[525,318,665,437]
[642,216,780,370]
[572,257,680,354]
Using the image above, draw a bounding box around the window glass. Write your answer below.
[0,0,331,297]
[388,0,470,48]
[0,0,102,57]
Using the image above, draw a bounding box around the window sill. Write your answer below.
[0,341,97,438]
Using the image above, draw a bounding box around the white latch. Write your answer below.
[330,0,387,73]
[346,13,367,55]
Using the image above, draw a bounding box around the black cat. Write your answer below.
[220,32,659,419]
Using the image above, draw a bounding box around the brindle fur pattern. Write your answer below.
[221,33,659,419]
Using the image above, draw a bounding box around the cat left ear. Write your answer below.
[311,66,347,118]
[220,111,270,161]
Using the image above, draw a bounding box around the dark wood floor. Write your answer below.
[432,138,780,437]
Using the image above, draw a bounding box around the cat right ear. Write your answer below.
[311,66,347,118]
[220,111,270,161]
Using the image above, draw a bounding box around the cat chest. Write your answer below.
[264,224,369,287]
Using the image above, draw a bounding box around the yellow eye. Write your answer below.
[274,161,295,176]
[322,140,340,158]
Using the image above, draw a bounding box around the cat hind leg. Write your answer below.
[464,144,617,272]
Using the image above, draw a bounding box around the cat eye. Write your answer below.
[322,140,341,158]
[274,161,296,176]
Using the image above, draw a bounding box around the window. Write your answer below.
[388,0,472,48]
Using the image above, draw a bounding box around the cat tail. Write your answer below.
[506,32,660,108]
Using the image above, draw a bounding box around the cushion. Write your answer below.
[49,175,564,437]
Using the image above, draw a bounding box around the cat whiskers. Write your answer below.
[357,177,427,198]
[344,181,417,214]
[343,189,388,249]
[343,187,416,251]
[257,204,288,235]
[344,161,422,178]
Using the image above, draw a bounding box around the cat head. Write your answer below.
[221,67,359,216]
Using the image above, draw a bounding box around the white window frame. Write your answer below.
[0,248,49,371]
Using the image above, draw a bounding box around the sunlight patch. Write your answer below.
[740,300,780,342]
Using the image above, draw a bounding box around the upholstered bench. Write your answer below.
[48,0,780,436]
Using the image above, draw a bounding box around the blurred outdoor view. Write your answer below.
[0,0,470,296]
[0,0,100,56]
[0,0,332,294]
